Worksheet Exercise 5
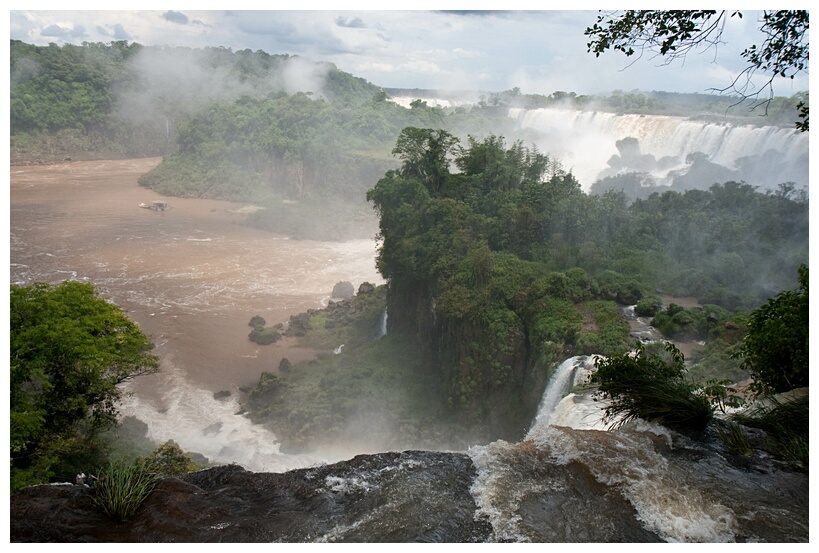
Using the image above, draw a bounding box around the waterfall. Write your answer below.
[470,351,809,542]
[526,355,598,435]
[508,107,809,191]
[376,308,387,339]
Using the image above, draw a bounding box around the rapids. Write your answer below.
[468,356,808,542]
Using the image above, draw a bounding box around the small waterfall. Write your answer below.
[526,355,597,435]
[376,308,387,339]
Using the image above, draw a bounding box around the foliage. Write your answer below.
[685,323,749,386]
[585,10,809,130]
[140,441,199,476]
[651,303,707,341]
[634,296,662,317]
[92,458,160,522]
[590,342,714,433]
[733,264,808,395]
[244,333,466,453]
[715,421,753,457]
[10,281,159,493]
[248,315,266,328]
[363,127,806,434]
[248,325,282,345]
[332,281,355,299]
[732,394,809,469]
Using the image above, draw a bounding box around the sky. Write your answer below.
[6,3,811,99]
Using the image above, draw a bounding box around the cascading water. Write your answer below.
[527,356,598,431]
[117,359,329,473]
[508,107,809,191]
[468,353,808,542]
[377,308,388,339]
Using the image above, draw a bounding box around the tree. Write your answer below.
[585,10,809,131]
[391,127,459,195]
[10,281,159,491]
[734,264,808,395]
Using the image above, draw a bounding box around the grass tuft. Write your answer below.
[92,458,160,522]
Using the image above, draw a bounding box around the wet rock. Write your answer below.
[10,452,492,543]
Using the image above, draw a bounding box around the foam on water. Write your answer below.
[471,354,752,542]
[118,360,326,473]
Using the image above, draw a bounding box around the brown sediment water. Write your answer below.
[10,158,383,400]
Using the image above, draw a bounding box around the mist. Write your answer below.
[111,46,335,130]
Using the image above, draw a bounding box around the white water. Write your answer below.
[509,107,808,191]
[526,356,598,431]
[469,352,806,542]
[118,360,328,473]
[377,308,388,339]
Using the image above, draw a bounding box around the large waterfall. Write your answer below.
[509,107,809,191]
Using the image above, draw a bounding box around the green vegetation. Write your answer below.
[715,421,754,457]
[585,10,809,130]
[249,326,283,346]
[11,39,808,458]
[92,458,160,522]
[242,122,808,447]
[357,127,805,436]
[245,334,459,453]
[591,343,716,433]
[733,264,808,395]
[282,283,387,349]
[732,393,808,468]
[140,441,200,476]
[12,40,805,240]
[10,281,160,493]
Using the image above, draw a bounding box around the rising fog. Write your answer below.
[113,46,333,126]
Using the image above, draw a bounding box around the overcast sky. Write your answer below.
[7,4,811,98]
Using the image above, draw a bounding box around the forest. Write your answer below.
[11,40,807,240]
[10,38,809,484]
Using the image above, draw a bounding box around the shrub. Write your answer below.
[716,420,753,456]
[92,458,160,522]
[278,358,292,373]
[733,264,808,395]
[141,441,198,476]
[634,296,662,317]
[248,315,266,328]
[249,326,281,345]
[591,342,713,433]
[332,281,355,299]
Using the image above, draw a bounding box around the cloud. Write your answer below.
[162,11,189,25]
[112,23,132,40]
[9,10,807,97]
[436,11,510,17]
[237,17,297,39]
[93,22,132,41]
[41,23,87,40]
[336,16,366,29]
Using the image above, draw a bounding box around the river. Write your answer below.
[9,160,808,542]
[10,158,383,471]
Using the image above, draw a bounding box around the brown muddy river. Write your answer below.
[10,158,383,470]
